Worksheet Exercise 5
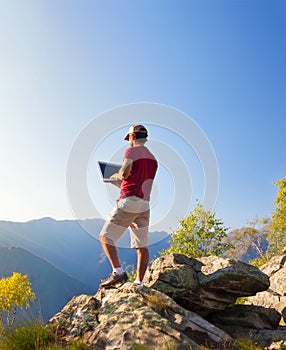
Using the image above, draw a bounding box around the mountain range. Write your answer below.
[0,246,93,322]
[0,217,169,321]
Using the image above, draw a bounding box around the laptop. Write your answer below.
[98,161,122,183]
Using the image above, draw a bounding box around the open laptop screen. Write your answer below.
[98,161,122,183]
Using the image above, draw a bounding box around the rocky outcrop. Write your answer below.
[143,253,270,316]
[246,255,286,324]
[216,327,286,350]
[47,254,286,349]
[213,255,286,349]
[207,304,281,329]
[48,283,232,349]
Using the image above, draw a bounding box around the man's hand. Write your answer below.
[110,173,121,188]
[110,173,120,180]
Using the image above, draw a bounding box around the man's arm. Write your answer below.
[110,158,133,181]
[118,158,132,179]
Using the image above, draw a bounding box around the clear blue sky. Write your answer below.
[0,0,285,232]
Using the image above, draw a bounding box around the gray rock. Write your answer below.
[283,307,286,325]
[246,255,286,324]
[47,294,100,343]
[207,304,281,330]
[198,256,270,296]
[220,326,286,350]
[46,254,286,349]
[260,255,286,277]
[47,282,232,349]
[144,253,270,316]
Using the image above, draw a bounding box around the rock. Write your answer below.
[143,253,270,316]
[220,326,286,350]
[198,256,270,296]
[207,304,281,330]
[47,282,232,349]
[246,255,286,324]
[260,255,286,278]
[47,294,100,343]
[283,307,286,325]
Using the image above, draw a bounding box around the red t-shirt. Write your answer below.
[120,146,158,201]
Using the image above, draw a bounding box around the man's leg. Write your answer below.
[99,236,121,268]
[99,202,132,270]
[99,202,135,287]
[130,205,150,284]
[99,236,128,287]
[135,247,149,282]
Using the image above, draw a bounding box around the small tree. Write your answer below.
[161,204,233,258]
[270,177,286,256]
[0,272,36,331]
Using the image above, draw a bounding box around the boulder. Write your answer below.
[246,255,286,324]
[220,327,286,350]
[207,304,281,330]
[47,282,232,350]
[143,253,270,316]
[47,294,100,343]
[198,256,270,296]
[283,307,286,325]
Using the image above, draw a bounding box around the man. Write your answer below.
[99,124,158,288]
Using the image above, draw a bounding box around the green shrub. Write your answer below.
[160,204,232,258]
[126,265,137,282]
[199,338,263,350]
[249,254,270,268]
[68,340,88,350]
[131,345,150,350]
[0,321,88,350]
[235,338,263,350]
[0,322,54,350]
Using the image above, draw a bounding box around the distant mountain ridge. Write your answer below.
[0,217,169,288]
[0,217,170,321]
[0,217,105,287]
[0,246,93,322]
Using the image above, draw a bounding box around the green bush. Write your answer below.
[68,340,88,350]
[235,338,263,350]
[0,322,88,350]
[0,322,54,350]
[160,204,232,258]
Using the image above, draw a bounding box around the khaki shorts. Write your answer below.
[99,196,150,248]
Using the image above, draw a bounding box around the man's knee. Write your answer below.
[135,247,149,255]
[100,235,116,246]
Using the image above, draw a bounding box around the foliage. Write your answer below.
[199,338,263,350]
[0,321,54,350]
[67,340,88,350]
[146,293,171,316]
[227,217,270,261]
[130,341,189,350]
[0,272,36,331]
[249,253,270,268]
[235,296,249,305]
[130,345,151,350]
[126,265,137,282]
[270,177,286,256]
[161,204,233,258]
[234,338,263,350]
[0,321,88,350]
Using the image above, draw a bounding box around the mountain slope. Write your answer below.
[0,218,170,289]
[0,247,93,322]
[0,218,106,288]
